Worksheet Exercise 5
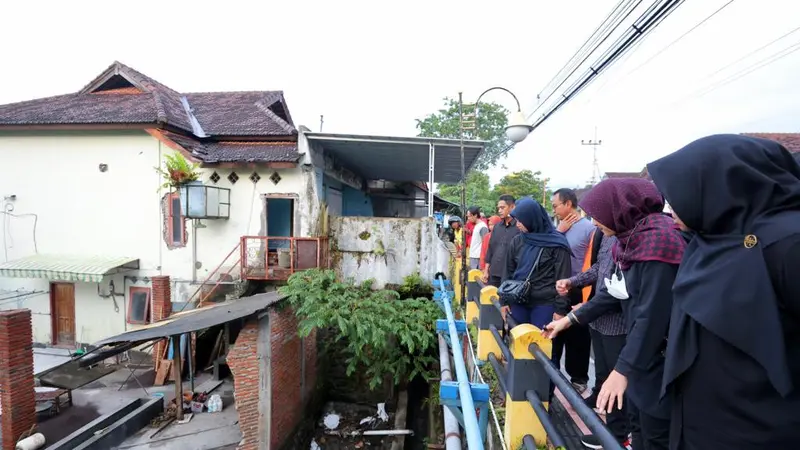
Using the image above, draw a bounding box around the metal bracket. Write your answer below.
[437,319,467,334]
[440,381,491,442]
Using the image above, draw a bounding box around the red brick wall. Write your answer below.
[0,309,35,450]
[270,307,302,450]
[228,321,260,450]
[303,328,318,401]
[151,276,172,370]
[228,305,318,450]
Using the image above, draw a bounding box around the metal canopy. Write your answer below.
[306,132,486,184]
[0,254,139,283]
[93,292,284,347]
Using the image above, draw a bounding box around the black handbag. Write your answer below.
[497,248,544,305]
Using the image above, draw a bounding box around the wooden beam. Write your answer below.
[171,335,184,421]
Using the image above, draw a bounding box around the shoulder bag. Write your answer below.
[498,248,544,305]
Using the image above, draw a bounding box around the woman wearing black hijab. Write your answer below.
[647,134,800,449]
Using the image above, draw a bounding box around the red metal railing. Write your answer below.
[240,236,329,281]
[177,242,242,312]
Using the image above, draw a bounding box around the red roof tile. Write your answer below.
[741,133,800,154]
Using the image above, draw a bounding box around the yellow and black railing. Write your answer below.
[459,267,623,450]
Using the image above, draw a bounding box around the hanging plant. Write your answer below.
[155,152,201,190]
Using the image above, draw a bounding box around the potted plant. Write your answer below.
[155,152,205,217]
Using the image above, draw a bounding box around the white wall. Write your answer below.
[0,130,308,344]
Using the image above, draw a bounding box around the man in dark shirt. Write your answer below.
[482,194,519,286]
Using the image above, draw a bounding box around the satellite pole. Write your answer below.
[581,126,602,184]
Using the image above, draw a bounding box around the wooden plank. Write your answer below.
[193,379,224,395]
[154,360,172,386]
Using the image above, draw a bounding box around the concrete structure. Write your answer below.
[330,216,451,288]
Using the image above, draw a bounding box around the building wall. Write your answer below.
[330,216,449,288]
[228,305,316,450]
[0,130,307,344]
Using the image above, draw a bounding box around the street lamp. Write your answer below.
[457,87,532,304]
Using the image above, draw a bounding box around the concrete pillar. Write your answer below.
[0,309,36,450]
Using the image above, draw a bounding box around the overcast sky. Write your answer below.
[1,0,798,190]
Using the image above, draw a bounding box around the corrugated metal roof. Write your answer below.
[306,132,486,183]
[93,292,284,346]
[0,254,139,283]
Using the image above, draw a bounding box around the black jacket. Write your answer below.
[502,234,572,315]
[574,260,677,418]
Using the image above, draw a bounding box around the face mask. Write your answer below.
[604,265,629,300]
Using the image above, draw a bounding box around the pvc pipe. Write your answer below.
[437,275,483,449]
[15,433,45,450]
[439,335,463,450]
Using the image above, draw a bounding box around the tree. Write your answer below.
[416,97,511,170]
[437,171,496,217]
[492,170,550,206]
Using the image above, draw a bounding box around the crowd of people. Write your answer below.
[446,134,800,450]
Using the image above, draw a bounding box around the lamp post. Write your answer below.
[458,88,533,304]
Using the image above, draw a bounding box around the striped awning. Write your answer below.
[0,254,140,283]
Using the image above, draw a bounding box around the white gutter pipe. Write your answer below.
[438,335,462,450]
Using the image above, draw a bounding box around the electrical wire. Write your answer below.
[528,0,644,121]
[529,0,685,132]
[1,208,39,261]
[618,0,737,81]
[535,0,633,99]
[671,38,800,106]
[0,290,48,307]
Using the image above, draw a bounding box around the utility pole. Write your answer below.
[581,126,602,185]
[319,115,324,132]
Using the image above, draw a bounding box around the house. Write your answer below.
[0,61,485,346]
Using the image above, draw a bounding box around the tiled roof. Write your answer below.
[165,132,298,164]
[603,167,650,180]
[0,61,299,163]
[741,133,800,154]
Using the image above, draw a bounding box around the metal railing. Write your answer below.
[240,236,329,281]
[461,266,624,450]
[434,273,486,449]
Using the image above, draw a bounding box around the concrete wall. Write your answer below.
[330,216,450,288]
[0,130,308,344]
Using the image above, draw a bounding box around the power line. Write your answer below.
[537,0,631,97]
[529,0,686,132]
[705,24,800,79]
[673,38,800,105]
[621,0,737,80]
[528,0,644,120]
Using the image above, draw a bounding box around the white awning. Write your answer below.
[0,254,140,283]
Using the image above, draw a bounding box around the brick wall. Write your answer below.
[151,276,172,370]
[269,306,302,450]
[227,304,317,450]
[228,321,260,450]
[0,310,35,450]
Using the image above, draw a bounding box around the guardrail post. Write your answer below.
[466,269,482,326]
[452,257,463,304]
[477,285,502,361]
[505,324,553,449]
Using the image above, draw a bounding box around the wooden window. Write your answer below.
[127,287,151,324]
[164,192,187,248]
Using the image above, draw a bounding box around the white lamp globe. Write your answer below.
[505,111,533,143]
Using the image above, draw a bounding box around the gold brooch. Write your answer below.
[744,234,758,249]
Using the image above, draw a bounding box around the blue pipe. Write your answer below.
[437,274,484,450]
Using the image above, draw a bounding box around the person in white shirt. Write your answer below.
[467,206,489,269]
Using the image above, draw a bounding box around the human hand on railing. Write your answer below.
[555,278,572,296]
[481,269,489,284]
[542,316,571,339]
[596,370,628,414]
[500,305,511,321]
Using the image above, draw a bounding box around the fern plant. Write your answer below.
[280,269,441,389]
[155,151,201,189]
